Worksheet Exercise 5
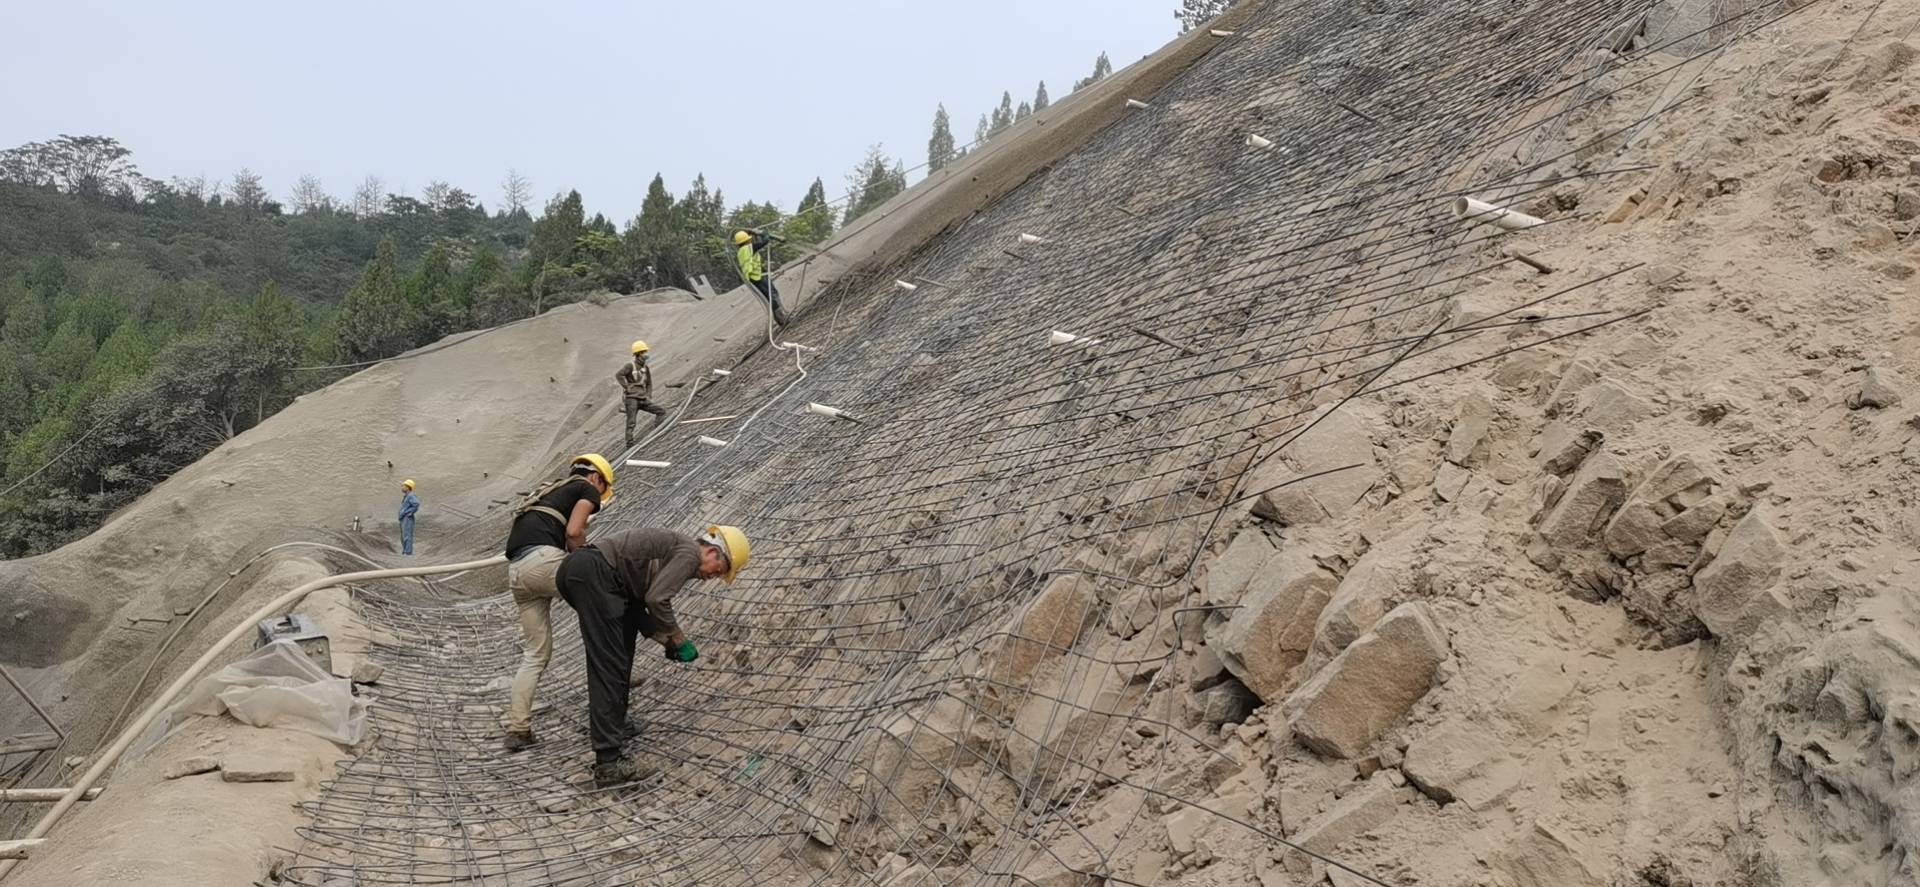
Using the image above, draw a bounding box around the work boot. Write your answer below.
[773,304,791,326]
[593,757,658,788]
[503,729,536,752]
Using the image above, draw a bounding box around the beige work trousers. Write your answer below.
[503,545,567,732]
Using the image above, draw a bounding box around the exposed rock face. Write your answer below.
[1283,602,1450,759]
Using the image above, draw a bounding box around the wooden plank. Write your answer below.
[0,733,59,756]
[0,838,46,860]
[0,788,101,802]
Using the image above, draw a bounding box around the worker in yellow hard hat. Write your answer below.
[734,229,791,326]
[555,523,750,786]
[616,339,667,447]
[397,479,420,555]
[498,454,615,752]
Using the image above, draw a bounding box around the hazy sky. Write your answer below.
[1,1,1172,220]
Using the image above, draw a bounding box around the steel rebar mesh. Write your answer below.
[274,1,1806,884]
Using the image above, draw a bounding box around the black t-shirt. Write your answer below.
[504,477,599,555]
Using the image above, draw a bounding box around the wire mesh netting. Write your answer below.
[278,1,1807,884]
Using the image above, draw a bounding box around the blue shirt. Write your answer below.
[398,491,420,521]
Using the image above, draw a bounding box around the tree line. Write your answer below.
[0,135,867,557]
[924,50,1114,175]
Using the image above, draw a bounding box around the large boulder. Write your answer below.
[1205,548,1337,701]
[1537,452,1627,550]
[1691,508,1787,636]
[1283,602,1450,759]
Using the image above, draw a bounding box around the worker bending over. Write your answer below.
[617,340,667,447]
[500,454,614,752]
[734,229,790,326]
[556,524,749,787]
[397,479,420,555]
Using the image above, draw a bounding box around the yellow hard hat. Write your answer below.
[631,340,650,355]
[401,479,416,490]
[572,454,616,502]
[701,524,750,583]
[733,230,752,246]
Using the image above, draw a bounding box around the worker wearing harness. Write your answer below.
[500,454,615,751]
[617,340,667,447]
[555,523,749,787]
[734,230,791,326]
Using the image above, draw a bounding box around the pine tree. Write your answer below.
[1034,81,1050,112]
[1073,52,1114,91]
[335,238,418,360]
[842,146,907,225]
[674,174,726,288]
[529,190,585,270]
[975,114,990,147]
[1015,101,1032,123]
[791,178,835,245]
[989,92,1015,138]
[928,105,957,173]
[622,174,682,291]
[1175,0,1230,34]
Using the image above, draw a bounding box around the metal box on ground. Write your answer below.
[255,614,333,675]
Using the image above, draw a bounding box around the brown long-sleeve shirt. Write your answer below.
[616,359,652,401]
[588,528,700,640]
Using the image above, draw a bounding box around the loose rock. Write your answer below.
[220,753,299,783]
[1537,452,1627,549]
[1402,723,1523,810]
[1206,549,1337,701]
[350,661,385,684]
[163,756,221,780]
[1445,394,1493,467]
[1847,366,1903,410]
[1285,773,1411,872]
[1692,508,1787,636]
[1185,678,1260,729]
[1284,602,1450,759]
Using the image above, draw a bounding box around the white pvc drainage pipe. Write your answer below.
[1451,197,1544,231]
[0,554,506,882]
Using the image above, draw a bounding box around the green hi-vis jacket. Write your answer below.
[737,242,764,282]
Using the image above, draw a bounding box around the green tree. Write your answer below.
[1175,0,1230,33]
[1073,52,1113,91]
[75,317,152,404]
[335,238,416,360]
[988,92,1015,139]
[928,105,957,173]
[529,190,585,271]
[1034,81,1051,112]
[1015,101,1032,123]
[974,114,990,147]
[790,178,835,246]
[620,174,682,291]
[676,174,728,290]
[842,146,907,225]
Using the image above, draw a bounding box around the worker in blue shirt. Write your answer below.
[398,479,421,555]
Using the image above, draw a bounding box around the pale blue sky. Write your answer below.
[0,0,1172,219]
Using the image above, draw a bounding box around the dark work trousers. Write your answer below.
[556,547,657,763]
[623,396,667,444]
[749,276,785,316]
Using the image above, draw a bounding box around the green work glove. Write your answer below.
[666,639,698,663]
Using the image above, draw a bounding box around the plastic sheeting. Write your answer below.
[136,639,369,756]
